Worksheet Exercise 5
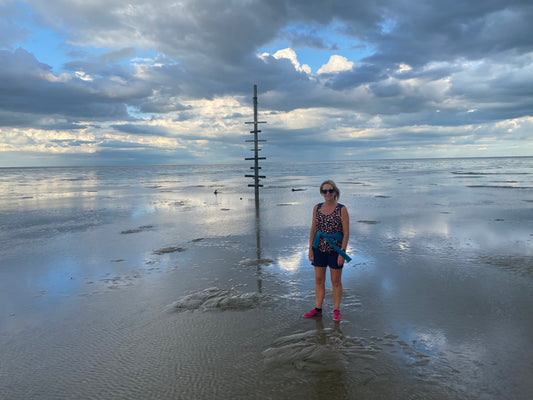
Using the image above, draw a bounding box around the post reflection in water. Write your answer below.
[311,317,350,398]
[255,199,262,293]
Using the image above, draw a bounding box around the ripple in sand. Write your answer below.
[166,287,269,312]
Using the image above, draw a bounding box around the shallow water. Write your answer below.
[1,158,532,399]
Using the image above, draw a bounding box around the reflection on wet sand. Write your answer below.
[1,159,532,399]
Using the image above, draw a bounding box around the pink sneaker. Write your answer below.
[333,310,342,322]
[303,308,322,318]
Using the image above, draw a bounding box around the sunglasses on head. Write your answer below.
[321,189,335,194]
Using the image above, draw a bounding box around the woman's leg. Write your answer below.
[330,267,343,310]
[314,267,327,309]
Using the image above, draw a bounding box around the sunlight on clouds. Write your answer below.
[132,56,166,69]
[0,123,185,155]
[136,135,181,149]
[272,108,326,130]
[102,128,183,150]
[492,116,533,136]
[0,0,529,167]
[152,96,250,138]
[188,96,244,116]
[42,71,71,83]
[259,48,311,73]
[317,55,354,74]
[368,115,384,128]
[383,75,450,102]
[396,63,412,73]
[341,127,379,140]
[186,139,214,158]
[109,75,127,85]
[0,127,97,154]
[75,71,94,81]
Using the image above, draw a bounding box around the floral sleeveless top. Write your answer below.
[316,203,344,252]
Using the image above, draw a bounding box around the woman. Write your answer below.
[304,180,350,322]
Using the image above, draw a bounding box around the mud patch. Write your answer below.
[153,246,187,255]
[166,287,269,312]
[264,327,433,373]
[263,327,380,372]
[482,255,533,278]
[121,225,154,234]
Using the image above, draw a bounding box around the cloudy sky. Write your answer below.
[1,0,532,167]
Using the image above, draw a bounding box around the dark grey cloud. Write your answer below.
[9,0,533,109]
[0,0,532,166]
[111,123,169,136]
[98,47,137,63]
[0,49,147,125]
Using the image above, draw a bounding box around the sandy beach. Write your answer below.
[1,158,532,399]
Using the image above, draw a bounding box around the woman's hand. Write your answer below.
[337,254,345,267]
[308,248,314,263]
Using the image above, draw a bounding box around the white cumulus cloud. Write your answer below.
[261,48,311,74]
[317,55,354,74]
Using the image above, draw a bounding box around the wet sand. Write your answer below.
[1,159,532,399]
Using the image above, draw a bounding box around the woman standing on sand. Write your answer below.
[304,180,351,322]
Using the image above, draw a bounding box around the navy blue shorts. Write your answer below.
[312,248,343,269]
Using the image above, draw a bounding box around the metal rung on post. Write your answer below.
[244,84,266,201]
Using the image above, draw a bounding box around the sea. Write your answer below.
[1,157,532,399]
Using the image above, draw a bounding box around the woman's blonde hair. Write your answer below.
[320,180,340,200]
